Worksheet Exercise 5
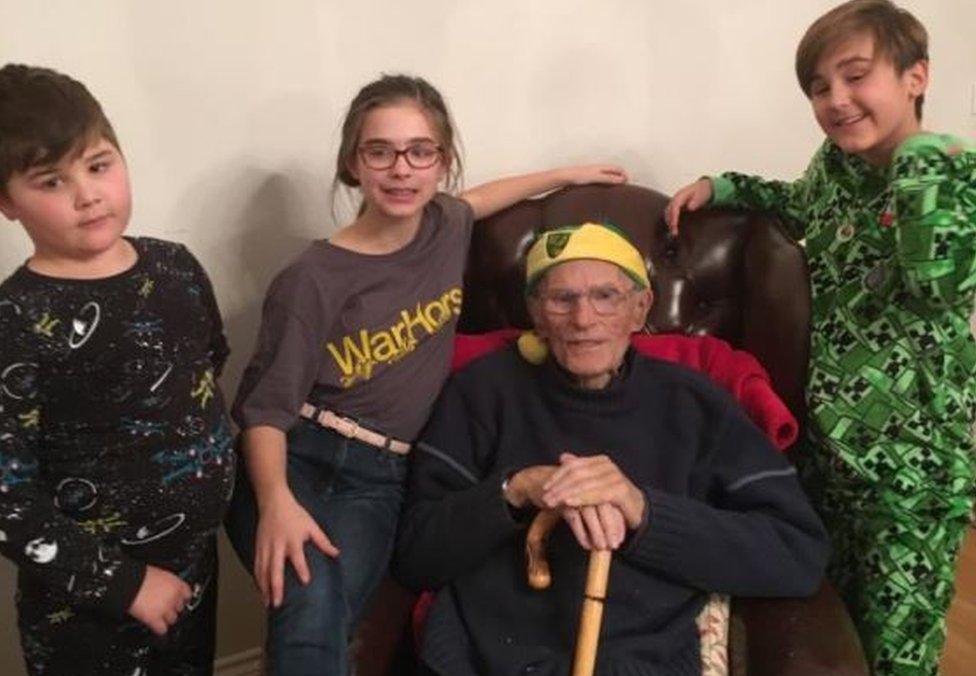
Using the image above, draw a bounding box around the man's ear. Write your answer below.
[630,288,652,332]
[526,295,546,338]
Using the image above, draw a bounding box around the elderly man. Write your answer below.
[395,223,828,676]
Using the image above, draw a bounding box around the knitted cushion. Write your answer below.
[697,593,731,676]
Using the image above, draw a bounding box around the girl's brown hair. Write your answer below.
[334,74,462,193]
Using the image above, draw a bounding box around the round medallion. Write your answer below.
[864,264,888,291]
[836,223,855,242]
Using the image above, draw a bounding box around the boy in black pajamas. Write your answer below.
[0,64,234,675]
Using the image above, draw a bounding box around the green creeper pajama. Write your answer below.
[710,133,976,675]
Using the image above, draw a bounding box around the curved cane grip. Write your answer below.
[525,510,561,590]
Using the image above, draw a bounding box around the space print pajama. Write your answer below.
[0,237,234,675]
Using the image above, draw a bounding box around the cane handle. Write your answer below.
[525,509,561,590]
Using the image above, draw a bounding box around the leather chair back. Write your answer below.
[460,183,811,416]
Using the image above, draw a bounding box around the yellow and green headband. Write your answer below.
[525,222,650,292]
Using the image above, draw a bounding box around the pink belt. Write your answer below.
[299,404,411,455]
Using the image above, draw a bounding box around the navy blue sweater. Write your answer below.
[395,347,828,676]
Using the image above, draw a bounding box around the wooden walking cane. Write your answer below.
[526,510,612,676]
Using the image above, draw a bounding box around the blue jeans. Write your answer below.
[225,419,407,676]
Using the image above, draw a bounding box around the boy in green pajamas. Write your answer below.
[666,1,975,673]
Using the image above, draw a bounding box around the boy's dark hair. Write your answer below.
[334,74,462,193]
[0,64,120,194]
[795,0,928,120]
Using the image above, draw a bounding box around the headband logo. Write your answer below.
[545,232,571,259]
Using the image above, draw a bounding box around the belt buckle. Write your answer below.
[335,413,361,440]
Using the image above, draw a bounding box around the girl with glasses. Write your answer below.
[224,73,625,675]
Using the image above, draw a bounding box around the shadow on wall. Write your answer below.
[221,170,328,394]
[215,169,335,660]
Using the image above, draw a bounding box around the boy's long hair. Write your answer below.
[795,0,928,120]
[0,64,119,195]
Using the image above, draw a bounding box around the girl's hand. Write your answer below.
[542,453,646,530]
[561,164,629,186]
[462,164,627,220]
[664,178,712,236]
[253,490,339,608]
[128,565,193,635]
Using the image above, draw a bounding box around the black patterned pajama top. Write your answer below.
[0,237,234,618]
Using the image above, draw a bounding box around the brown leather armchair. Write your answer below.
[354,183,869,675]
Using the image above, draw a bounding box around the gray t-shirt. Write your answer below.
[233,193,474,441]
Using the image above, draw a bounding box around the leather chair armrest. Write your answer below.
[733,581,869,676]
[351,576,417,676]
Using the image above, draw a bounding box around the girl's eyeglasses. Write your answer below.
[358,142,443,170]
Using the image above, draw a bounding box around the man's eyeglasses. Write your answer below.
[537,286,637,316]
[358,142,443,170]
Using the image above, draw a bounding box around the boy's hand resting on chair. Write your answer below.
[665,178,713,235]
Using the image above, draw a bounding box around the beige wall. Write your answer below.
[1,0,974,671]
